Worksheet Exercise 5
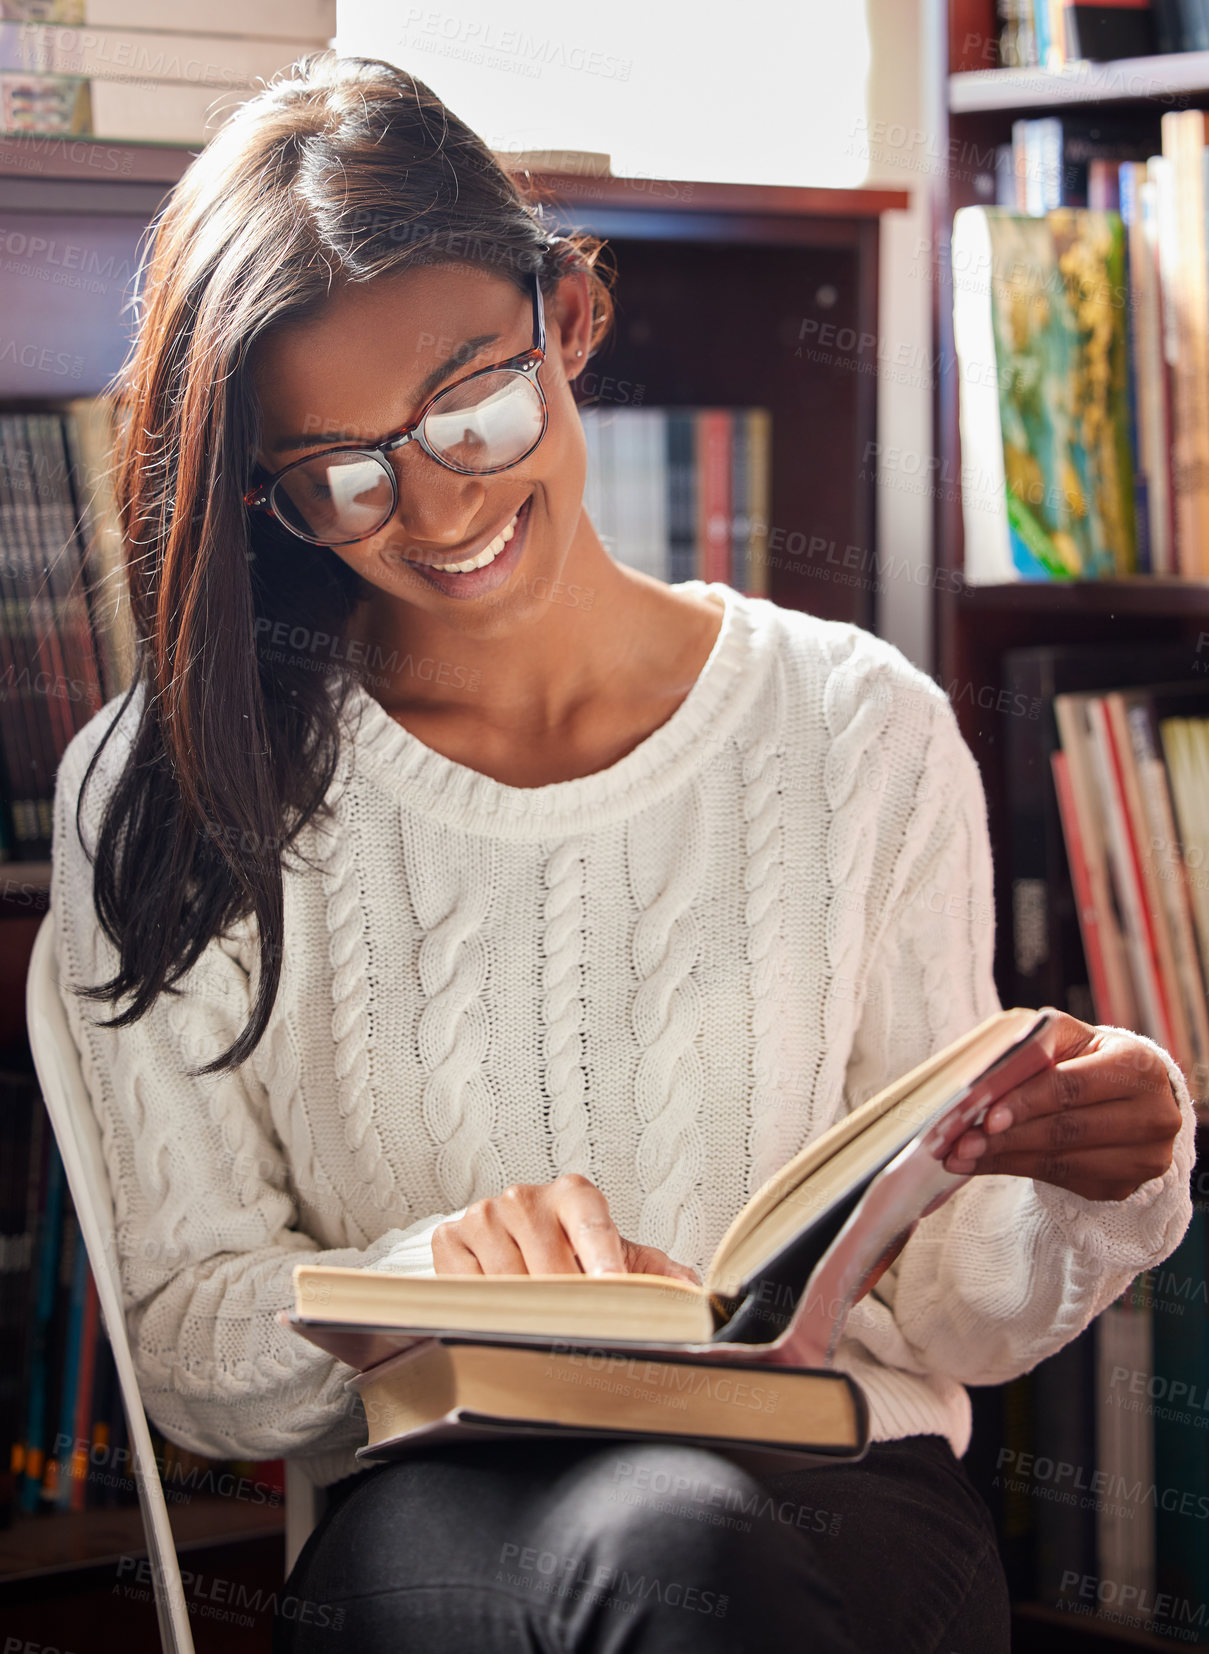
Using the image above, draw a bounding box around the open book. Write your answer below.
[280,1007,1059,1464]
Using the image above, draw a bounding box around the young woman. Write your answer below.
[51,51,1192,1654]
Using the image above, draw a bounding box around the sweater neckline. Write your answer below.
[337,581,773,839]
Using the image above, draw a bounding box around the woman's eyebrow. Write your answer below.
[269,332,502,453]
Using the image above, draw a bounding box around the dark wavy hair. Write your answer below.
[72,51,615,1075]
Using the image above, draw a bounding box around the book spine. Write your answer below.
[1137,176,1174,573]
[1125,698,1209,1103]
[67,1267,98,1511]
[746,410,771,598]
[1086,695,1179,1053]
[18,1139,63,1512]
[54,1213,90,1509]
[1118,163,1152,573]
[695,411,731,585]
[1054,693,1140,1028]
[1051,749,1118,1025]
[666,412,695,585]
[730,409,749,594]
[1103,692,1191,1070]
[1151,1204,1209,1624]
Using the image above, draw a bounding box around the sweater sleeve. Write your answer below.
[837,691,1197,1389]
[50,718,467,1466]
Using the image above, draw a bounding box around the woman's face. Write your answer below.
[250,259,594,622]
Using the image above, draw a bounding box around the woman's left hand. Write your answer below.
[943,1008,1185,1202]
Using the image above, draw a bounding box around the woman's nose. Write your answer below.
[380,442,486,551]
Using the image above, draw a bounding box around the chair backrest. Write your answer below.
[26,910,324,1628]
[25,911,198,1654]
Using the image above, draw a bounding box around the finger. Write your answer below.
[959,1142,1175,1198]
[492,1184,584,1275]
[553,1176,627,1275]
[626,1241,700,1284]
[442,1202,531,1275]
[950,1096,1174,1166]
[431,1221,485,1276]
[978,1037,1165,1135]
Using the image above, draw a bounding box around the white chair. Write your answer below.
[25,910,323,1654]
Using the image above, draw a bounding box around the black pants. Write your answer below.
[273,1433,1011,1653]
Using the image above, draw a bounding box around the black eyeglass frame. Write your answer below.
[243,266,549,547]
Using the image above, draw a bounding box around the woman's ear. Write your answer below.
[549,267,594,381]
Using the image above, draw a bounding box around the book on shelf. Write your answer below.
[995,0,1209,66]
[0,396,771,863]
[280,1008,1062,1466]
[1050,675,1209,1105]
[0,400,127,862]
[952,206,1137,584]
[578,404,770,595]
[957,110,1209,581]
[0,0,337,44]
[0,1067,288,1528]
[998,641,1197,1028]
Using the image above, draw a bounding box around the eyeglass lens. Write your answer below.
[273,369,544,542]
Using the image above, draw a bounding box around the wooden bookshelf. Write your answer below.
[931,6,1209,1647]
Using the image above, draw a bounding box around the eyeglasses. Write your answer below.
[243,267,548,546]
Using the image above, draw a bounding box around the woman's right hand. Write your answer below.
[431,1171,700,1284]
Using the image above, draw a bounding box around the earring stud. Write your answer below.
[576,349,584,357]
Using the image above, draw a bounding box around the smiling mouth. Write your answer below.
[406,505,524,573]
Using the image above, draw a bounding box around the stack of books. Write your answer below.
[997,0,1194,70]
[0,0,336,145]
[0,397,132,862]
[954,111,1209,582]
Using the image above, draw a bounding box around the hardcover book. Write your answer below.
[281,1008,1062,1467]
[952,207,1136,583]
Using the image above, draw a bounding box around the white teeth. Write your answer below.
[425,510,521,574]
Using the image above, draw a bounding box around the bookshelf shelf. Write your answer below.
[955,578,1209,617]
[950,50,1209,113]
[0,1494,283,1584]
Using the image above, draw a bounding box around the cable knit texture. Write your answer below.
[49,580,1196,1489]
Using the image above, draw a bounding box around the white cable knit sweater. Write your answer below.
[49,580,1196,1491]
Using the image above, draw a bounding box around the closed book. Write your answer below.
[17,1130,62,1511]
[0,21,309,85]
[1084,695,1179,1052]
[744,409,771,598]
[1033,1328,1097,1607]
[1160,111,1209,579]
[1160,717,1209,991]
[694,411,731,585]
[284,1009,1062,1464]
[61,396,135,701]
[952,208,1136,582]
[665,412,695,585]
[0,70,246,142]
[0,0,336,41]
[1000,641,1194,1022]
[1119,688,1209,1104]
[1095,1273,1156,1615]
[1151,1204,1209,1623]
